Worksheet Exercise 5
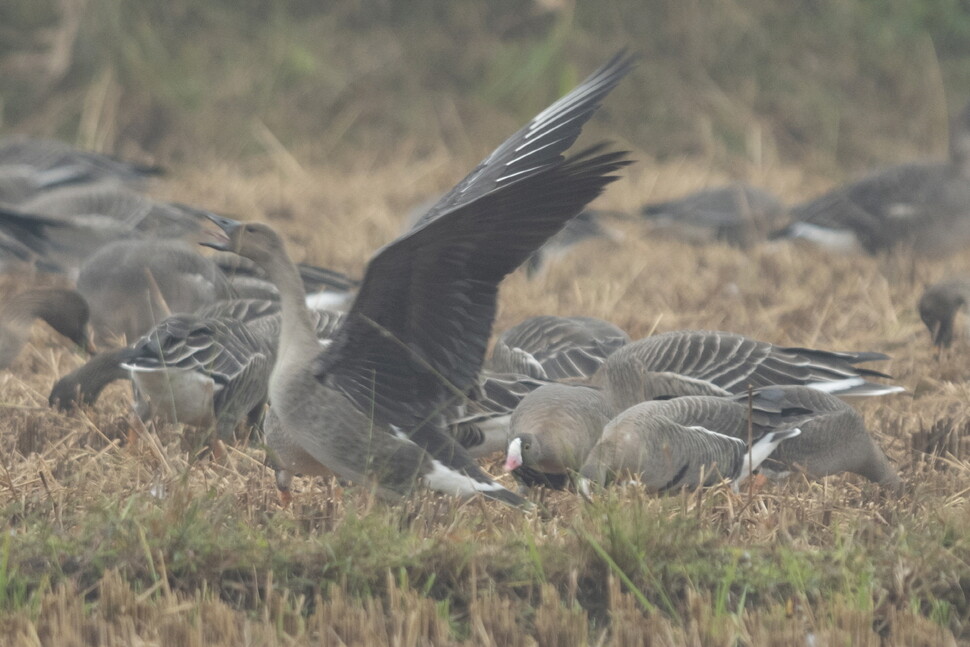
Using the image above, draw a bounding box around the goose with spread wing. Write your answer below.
[203,51,636,506]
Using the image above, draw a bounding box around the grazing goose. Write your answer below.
[594,329,903,413]
[770,103,970,255]
[740,386,901,489]
[0,136,162,186]
[641,183,786,248]
[0,164,102,205]
[49,300,341,417]
[203,51,635,506]
[76,239,235,346]
[524,210,622,277]
[447,370,551,458]
[487,315,630,380]
[504,383,612,489]
[577,394,802,493]
[0,288,93,369]
[918,277,970,347]
[49,346,137,409]
[121,313,275,442]
[0,186,214,276]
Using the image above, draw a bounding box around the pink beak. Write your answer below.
[504,454,522,472]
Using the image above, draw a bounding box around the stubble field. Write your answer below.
[1,143,970,646]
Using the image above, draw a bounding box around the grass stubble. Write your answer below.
[0,147,969,645]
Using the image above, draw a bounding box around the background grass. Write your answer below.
[3,1,970,645]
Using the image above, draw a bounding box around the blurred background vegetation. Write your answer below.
[2,0,970,177]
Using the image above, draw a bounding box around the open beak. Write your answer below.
[503,437,523,472]
[200,213,242,251]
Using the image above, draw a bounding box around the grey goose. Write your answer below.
[121,313,274,443]
[594,329,903,413]
[524,210,622,278]
[0,288,93,369]
[452,314,630,457]
[202,51,635,506]
[0,136,162,187]
[641,183,786,248]
[76,239,235,346]
[577,385,899,493]
[918,277,970,347]
[487,314,630,380]
[0,163,104,205]
[0,185,215,276]
[49,299,341,420]
[577,395,802,493]
[447,370,551,458]
[739,386,901,489]
[504,383,612,489]
[506,380,902,491]
[771,103,970,255]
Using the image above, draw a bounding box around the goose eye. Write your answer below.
[522,442,531,451]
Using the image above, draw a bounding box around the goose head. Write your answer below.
[12,288,93,352]
[504,433,542,472]
[35,289,94,352]
[918,285,965,348]
[202,216,287,268]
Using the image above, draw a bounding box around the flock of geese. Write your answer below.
[0,50,961,508]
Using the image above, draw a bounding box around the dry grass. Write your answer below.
[3,147,970,645]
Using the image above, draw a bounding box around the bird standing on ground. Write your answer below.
[204,51,637,506]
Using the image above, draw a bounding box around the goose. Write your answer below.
[487,315,630,380]
[918,277,970,347]
[503,383,612,489]
[507,381,902,491]
[524,210,622,277]
[202,51,635,506]
[49,299,341,421]
[770,102,970,255]
[739,386,901,489]
[121,313,275,443]
[0,163,102,205]
[641,183,786,248]
[76,239,235,346]
[447,370,551,458]
[577,394,802,493]
[594,329,903,413]
[0,136,162,186]
[0,186,215,276]
[0,288,93,369]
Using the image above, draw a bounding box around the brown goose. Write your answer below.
[487,315,630,380]
[918,277,970,347]
[202,51,635,506]
[76,239,235,346]
[0,288,92,369]
[577,394,802,493]
[594,329,903,413]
